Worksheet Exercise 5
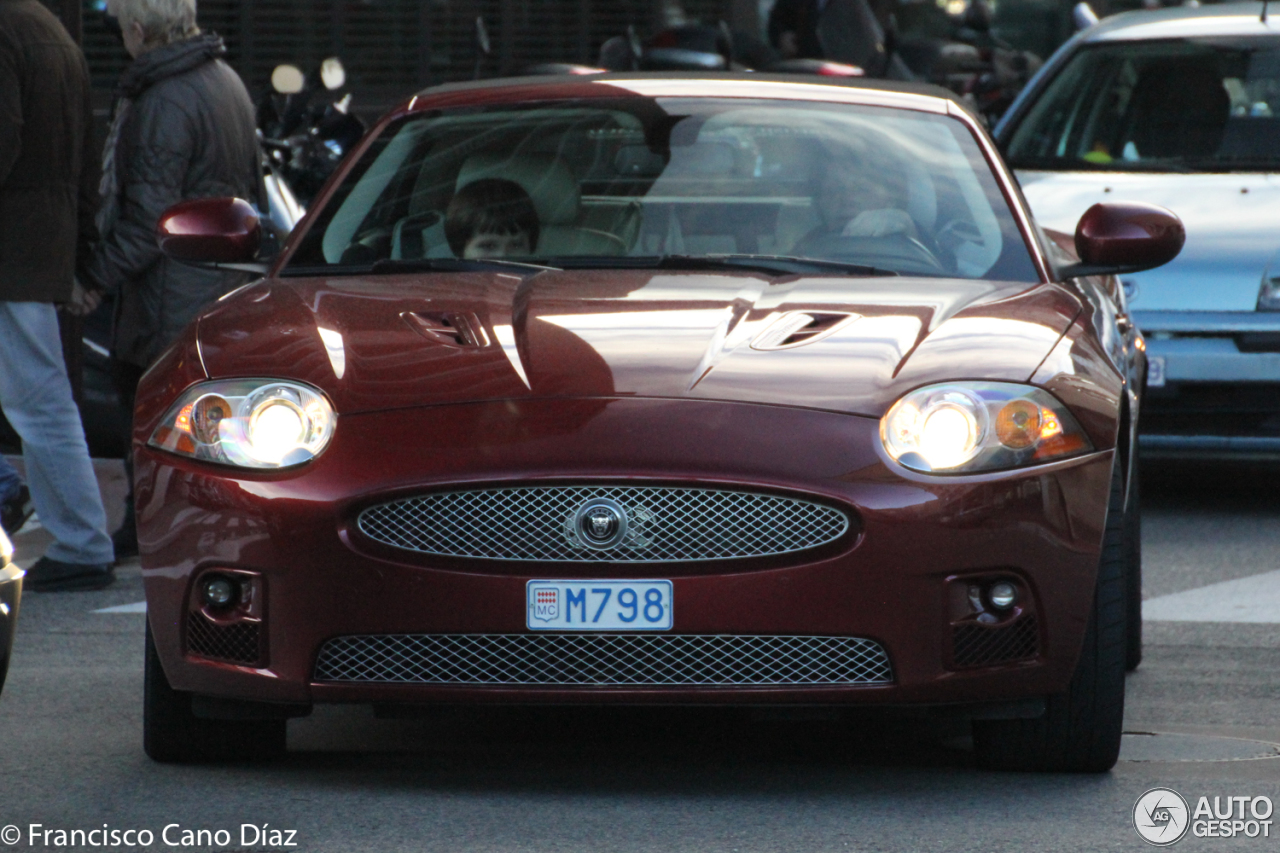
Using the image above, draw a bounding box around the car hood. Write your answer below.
[196,270,1079,417]
[1017,170,1280,312]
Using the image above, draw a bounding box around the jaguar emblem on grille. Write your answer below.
[568,498,630,550]
[588,510,616,539]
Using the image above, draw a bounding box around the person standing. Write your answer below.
[0,0,116,589]
[83,0,260,558]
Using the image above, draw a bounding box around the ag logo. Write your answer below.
[1134,787,1190,846]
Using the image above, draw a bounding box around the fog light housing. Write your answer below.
[201,576,238,610]
[988,581,1018,610]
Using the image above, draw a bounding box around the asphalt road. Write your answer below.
[0,456,1277,852]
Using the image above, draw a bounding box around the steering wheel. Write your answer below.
[798,232,948,275]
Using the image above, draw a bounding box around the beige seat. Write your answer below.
[455,153,626,256]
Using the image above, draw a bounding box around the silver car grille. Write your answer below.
[313,634,893,686]
[357,486,851,562]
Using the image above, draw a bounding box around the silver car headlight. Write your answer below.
[881,382,1093,474]
[149,379,335,469]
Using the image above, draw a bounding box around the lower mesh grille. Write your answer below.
[314,634,894,686]
[951,614,1039,669]
[186,613,261,665]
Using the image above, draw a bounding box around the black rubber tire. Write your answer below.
[971,462,1127,772]
[144,621,286,763]
[1124,471,1143,672]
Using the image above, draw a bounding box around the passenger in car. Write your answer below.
[444,178,541,259]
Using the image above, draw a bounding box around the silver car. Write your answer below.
[995,3,1280,454]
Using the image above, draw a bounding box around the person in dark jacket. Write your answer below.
[0,0,116,589]
[768,0,828,58]
[84,0,260,558]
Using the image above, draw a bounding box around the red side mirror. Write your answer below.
[1073,202,1185,273]
[156,197,261,264]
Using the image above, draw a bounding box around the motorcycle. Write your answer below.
[587,19,868,78]
[256,57,366,231]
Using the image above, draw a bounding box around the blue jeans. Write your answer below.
[0,302,113,564]
[0,454,21,502]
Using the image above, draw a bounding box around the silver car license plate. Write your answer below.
[527,580,673,631]
[1147,355,1166,388]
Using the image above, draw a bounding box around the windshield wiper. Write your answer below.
[548,254,899,277]
[1180,157,1280,172]
[667,254,899,277]
[1007,156,1195,174]
[369,257,559,275]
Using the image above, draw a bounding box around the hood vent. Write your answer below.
[402,311,490,348]
[750,311,861,351]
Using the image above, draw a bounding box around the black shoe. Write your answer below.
[0,485,32,536]
[25,556,115,592]
[111,523,139,560]
[112,495,138,559]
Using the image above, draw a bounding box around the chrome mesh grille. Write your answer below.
[313,634,893,686]
[357,486,851,562]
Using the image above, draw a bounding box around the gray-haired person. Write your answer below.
[83,0,260,558]
[0,0,116,589]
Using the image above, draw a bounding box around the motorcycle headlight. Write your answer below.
[149,379,335,469]
[881,382,1093,474]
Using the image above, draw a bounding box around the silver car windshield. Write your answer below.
[287,97,1038,282]
[1005,36,1280,171]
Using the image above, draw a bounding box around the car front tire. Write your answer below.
[1123,471,1142,672]
[971,462,1127,773]
[144,621,286,763]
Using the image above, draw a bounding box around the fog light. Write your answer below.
[988,581,1018,610]
[201,576,237,609]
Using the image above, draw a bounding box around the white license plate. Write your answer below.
[1147,355,1166,388]
[526,580,673,631]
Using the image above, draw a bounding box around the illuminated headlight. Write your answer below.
[149,380,335,469]
[881,382,1092,474]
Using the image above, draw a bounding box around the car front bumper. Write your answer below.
[137,398,1114,712]
[1138,311,1280,454]
[0,550,23,693]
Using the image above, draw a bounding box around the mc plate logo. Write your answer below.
[532,587,559,622]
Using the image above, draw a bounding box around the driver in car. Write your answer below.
[445,178,541,259]
[794,146,918,253]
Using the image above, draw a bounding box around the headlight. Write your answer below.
[1258,269,1280,311]
[881,382,1093,474]
[149,379,335,469]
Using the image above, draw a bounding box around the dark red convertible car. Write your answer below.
[137,74,1182,771]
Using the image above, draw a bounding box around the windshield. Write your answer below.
[1005,36,1280,171]
[287,97,1038,281]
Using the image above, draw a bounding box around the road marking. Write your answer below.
[92,601,146,614]
[1144,568,1280,623]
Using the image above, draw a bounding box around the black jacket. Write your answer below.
[768,0,826,58]
[85,34,259,368]
[0,0,98,302]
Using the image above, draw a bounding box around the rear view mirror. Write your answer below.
[156,197,262,266]
[1057,202,1184,280]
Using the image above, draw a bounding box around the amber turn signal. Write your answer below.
[995,399,1041,449]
